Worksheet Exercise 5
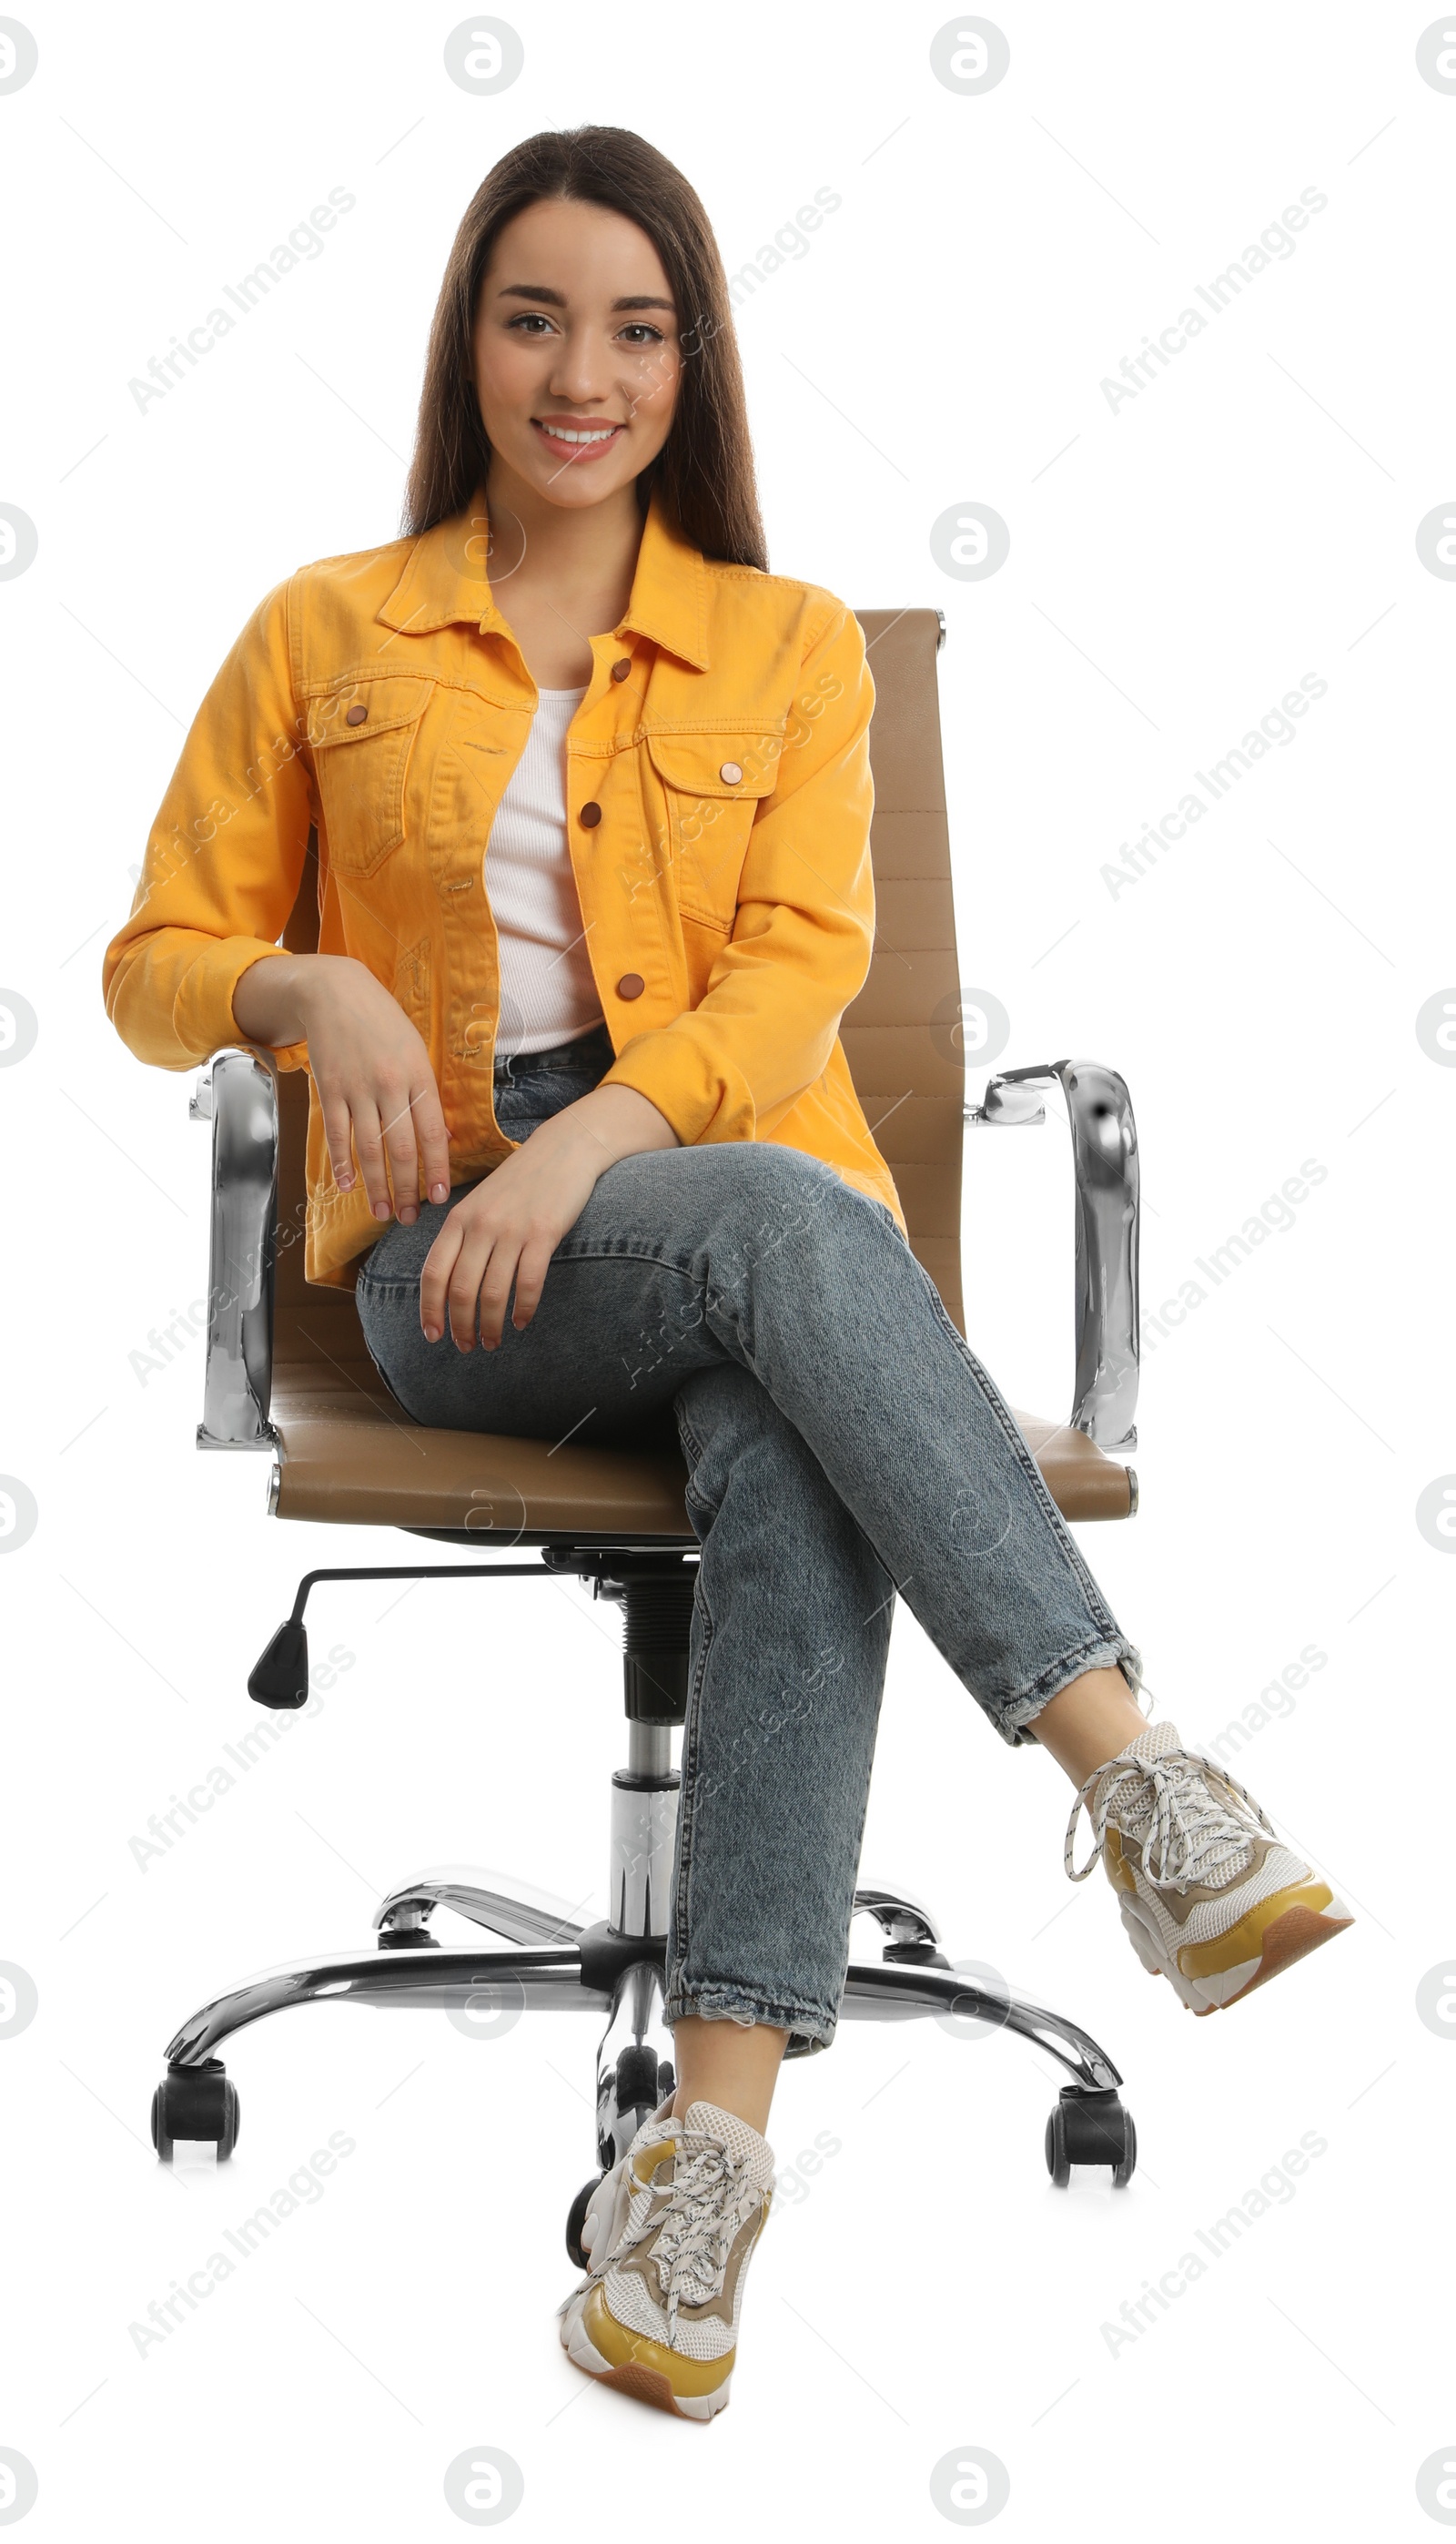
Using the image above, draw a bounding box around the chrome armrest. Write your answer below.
[189,1048,279,1450]
[966,1059,1138,1453]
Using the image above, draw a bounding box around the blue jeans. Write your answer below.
[353,1023,1140,2053]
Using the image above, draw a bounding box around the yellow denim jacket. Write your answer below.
[102,484,904,1289]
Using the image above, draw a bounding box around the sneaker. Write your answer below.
[1064,1719,1353,2015]
[557,2099,774,2420]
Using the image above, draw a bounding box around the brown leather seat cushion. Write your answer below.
[269,1356,1133,1536]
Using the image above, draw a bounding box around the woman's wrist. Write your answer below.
[231,950,350,1047]
[232,951,311,1046]
[555,1080,680,1171]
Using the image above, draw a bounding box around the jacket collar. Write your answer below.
[376,480,712,670]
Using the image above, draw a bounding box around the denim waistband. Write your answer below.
[492,1020,613,1083]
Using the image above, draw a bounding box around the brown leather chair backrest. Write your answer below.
[272,603,964,1370]
[842,609,962,1333]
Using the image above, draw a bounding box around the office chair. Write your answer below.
[148,608,1143,2227]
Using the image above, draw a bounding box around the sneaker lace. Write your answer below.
[1063,1746,1276,1890]
[616,2129,757,2346]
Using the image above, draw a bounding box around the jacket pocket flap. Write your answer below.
[644,727,785,799]
[308,676,435,751]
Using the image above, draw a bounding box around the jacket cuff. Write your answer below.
[175,940,310,1075]
[599,1031,753,1147]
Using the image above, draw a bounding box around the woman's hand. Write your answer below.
[232,951,450,1227]
[420,1083,679,1350]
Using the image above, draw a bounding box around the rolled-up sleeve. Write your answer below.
[601,600,876,1144]
[101,573,314,1073]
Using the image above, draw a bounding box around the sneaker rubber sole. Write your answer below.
[560,2283,731,2421]
[1121,1878,1354,2015]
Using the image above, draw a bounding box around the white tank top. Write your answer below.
[486,684,607,1059]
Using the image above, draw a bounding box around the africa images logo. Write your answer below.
[127,189,356,413]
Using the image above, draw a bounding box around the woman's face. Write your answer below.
[471,197,682,513]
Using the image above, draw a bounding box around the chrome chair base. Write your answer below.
[153,1572,1138,2193]
[151,1868,1136,2193]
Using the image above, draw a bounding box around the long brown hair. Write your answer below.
[401,126,767,570]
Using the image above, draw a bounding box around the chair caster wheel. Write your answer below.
[565,2174,606,2272]
[1045,2087,1135,2187]
[595,2043,666,2171]
[151,2059,240,2164]
[613,2042,660,2110]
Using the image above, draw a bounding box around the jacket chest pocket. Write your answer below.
[308,676,435,877]
[644,727,784,928]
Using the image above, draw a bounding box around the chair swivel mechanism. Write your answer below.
[148,609,1143,2225]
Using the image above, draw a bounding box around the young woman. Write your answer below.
[103,126,1351,2423]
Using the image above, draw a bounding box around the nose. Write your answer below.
[545,331,619,410]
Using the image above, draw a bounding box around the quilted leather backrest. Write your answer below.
[842,607,963,1333]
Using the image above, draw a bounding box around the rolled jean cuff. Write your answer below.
[988,1635,1145,1750]
[663,1983,836,2058]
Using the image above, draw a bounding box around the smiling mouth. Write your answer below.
[531,420,624,451]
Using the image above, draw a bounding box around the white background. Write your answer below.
[0,3,1451,2535]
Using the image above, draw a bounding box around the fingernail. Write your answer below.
[430,1182,448,1203]
[399,1206,417,1226]
[374,1201,390,1220]
[338,1172,354,1191]
[422,1322,440,1343]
